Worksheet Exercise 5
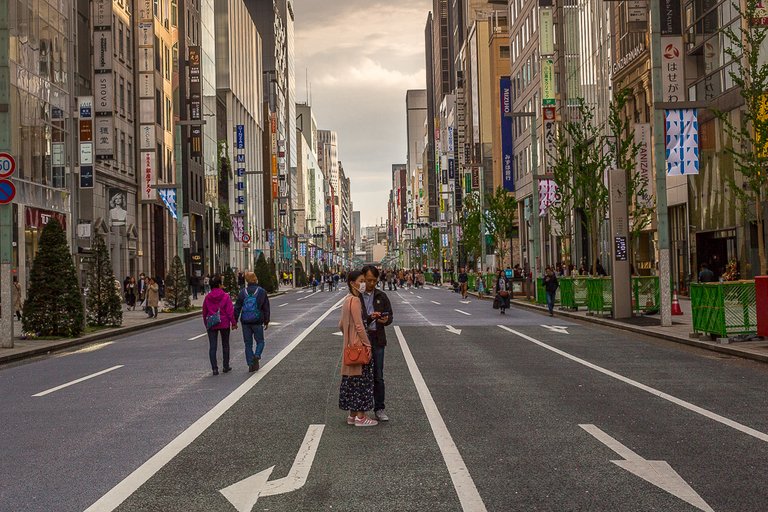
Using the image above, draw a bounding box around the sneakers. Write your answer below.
[346,415,356,425]
[354,415,379,427]
[375,410,389,422]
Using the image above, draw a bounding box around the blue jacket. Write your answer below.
[234,284,271,325]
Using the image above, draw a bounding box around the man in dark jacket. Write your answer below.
[360,265,394,421]
[234,272,271,372]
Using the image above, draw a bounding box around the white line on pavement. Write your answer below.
[33,365,124,397]
[454,309,471,316]
[278,303,288,308]
[499,325,768,444]
[188,333,207,341]
[416,295,422,299]
[84,296,347,512]
[431,300,441,305]
[395,327,487,511]
[297,291,321,301]
[57,341,114,356]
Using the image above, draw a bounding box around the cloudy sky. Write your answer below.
[293,0,431,227]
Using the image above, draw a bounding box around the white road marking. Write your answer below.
[541,325,570,334]
[270,322,282,326]
[460,300,471,304]
[220,424,325,511]
[499,326,768,443]
[395,327,487,511]
[396,292,437,327]
[33,365,124,397]
[416,295,423,299]
[83,296,347,512]
[580,424,714,512]
[454,309,471,316]
[58,341,114,356]
[297,291,321,301]
[278,303,288,308]
[445,325,462,335]
[332,331,343,336]
[431,300,441,305]
[410,291,414,294]
[188,333,207,341]
[401,301,409,304]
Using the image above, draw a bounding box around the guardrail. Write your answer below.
[691,281,757,338]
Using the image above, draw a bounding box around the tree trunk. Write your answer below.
[758,193,767,276]
[591,215,600,275]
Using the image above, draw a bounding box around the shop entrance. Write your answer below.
[696,228,737,280]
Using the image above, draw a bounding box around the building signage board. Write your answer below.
[500,76,515,192]
[80,166,94,189]
[665,109,699,176]
[80,143,93,165]
[92,0,111,27]
[139,124,154,150]
[78,96,93,120]
[139,72,153,98]
[660,0,682,35]
[79,96,94,188]
[539,8,554,56]
[138,47,153,73]
[190,126,203,158]
[541,59,555,105]
[627,0,648,22]
[94,30,113,71]
[188,46,202,121]
[543,106,556,174]
[471,166,480,190]
[94,73,114,113]
[538,179,558,217]
[448,158,455,180]
[137,22,153,45]
[661,36,685,102]
[612,42,646,75]
[138,0,153,21]
[94,117,114,160]
[633,123,654,206]
[236,125,245,150]
[141,151,156,201]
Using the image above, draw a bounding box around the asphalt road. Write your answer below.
[3,284,767,512]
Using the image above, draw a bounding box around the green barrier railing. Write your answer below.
[587,277,613,314]
[691,281,756,338]
[632,276,660,314]
[425,273,434,284]
[559,276,590,309]
[536,277,561,305]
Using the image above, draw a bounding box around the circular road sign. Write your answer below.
[0,179,16,204]
[0,153,16,178]
[242,233,252,244]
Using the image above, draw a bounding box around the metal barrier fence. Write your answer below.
[559,277,591,309]
[691,281,757,338]
[587,277,613,314]
[632,276,660,314]
[536,278,561,305]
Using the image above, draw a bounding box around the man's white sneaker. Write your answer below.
[375,410,389,421]
[354,415,378,427]
[346,415,356,425]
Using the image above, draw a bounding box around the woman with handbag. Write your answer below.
[495,270,511,315]
[338,270,377,427]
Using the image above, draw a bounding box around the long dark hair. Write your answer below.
[347,270,363,294]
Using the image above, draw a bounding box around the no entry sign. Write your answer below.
[0,153,16,179]
[0,180,16,204]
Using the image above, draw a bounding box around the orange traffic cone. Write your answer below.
[671,289,683,315]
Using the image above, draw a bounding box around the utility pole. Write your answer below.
[0,0,12,347]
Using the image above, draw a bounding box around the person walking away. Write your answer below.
[202,275,236,375]
[312,276,318,292]
[126,277,137,310]
[360,265,394,422]
[146,278,160,318]
[333,272,340,291]
[138,273,147,305]
[12,277,23,321]
[339,270,378,427]
[495,270,511,315]
[544,267,559,317]
[458,267,469,299]
[234,272,270,372]
[698,263,716,282]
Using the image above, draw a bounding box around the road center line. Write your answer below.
[396,292,436,326]
[454,309,471,316]
[395,326,487,511]
[278,303,288,308]
[33,365,124,397]
[499,325,768,444]
[297,291,320,301]
[84,296,347,512]
[188,333,207,341]
[431,300,441,305]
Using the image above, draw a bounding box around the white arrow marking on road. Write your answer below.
[580,424,714,512]
[431,300,441,305]
[541,325,570,334]
[454,309,471,316]
[332,331,343,336]
[188,333,207,341]
[220,424,325,511]
[445,325,462,335]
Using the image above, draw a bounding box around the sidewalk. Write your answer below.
[465,289,768,364]
[1,289,287,366]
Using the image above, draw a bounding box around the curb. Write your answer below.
[508,298,768,364]
[0,291,287,366]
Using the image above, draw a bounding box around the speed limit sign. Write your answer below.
[0,153,16,179]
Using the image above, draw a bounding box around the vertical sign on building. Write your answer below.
[539,8,554,56]
[236,125,246,215]
[500,76,515,192]
[541,59,556,105]
[93,0,114,160]
[665,109,700,176]
[138,2,156,201]
[634,123,654,206]
[79,97,95,188]
[188,46,203,158]
[660,0,685,102]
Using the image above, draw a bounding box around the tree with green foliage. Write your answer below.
[294,261,308,286]
[164,255,191,310]
[255,253,273,292]
[484,186,518,269]
[86,233,123,327]
[717,0,768,275]
[548,126,575,265]
[429,228,441,268]
[268,258,279,292]
[459,191,483,268]
[22,220,84,337]
[223,266,239,299]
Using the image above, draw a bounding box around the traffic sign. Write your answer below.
[0,153,16,178]
[0,179,16,204]
[242,233,252,244]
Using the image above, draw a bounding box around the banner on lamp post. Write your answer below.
[665,109,700,176]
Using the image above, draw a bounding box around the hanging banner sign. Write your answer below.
[665,109,700,176]
[633,123,654,207]
[158,188,178,219]
[539,8,554,56]
[231,216,244,242]
[500,76,515,192]
[141,151,156,200]
[661,36,685,102]
[538,179,559,217]
[541,59,555,105]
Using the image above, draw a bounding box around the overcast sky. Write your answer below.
[293,0,431,227]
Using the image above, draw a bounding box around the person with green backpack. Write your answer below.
[234,271,271,372]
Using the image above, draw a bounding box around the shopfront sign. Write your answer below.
[25,207,66,230]
[661,36,685,102]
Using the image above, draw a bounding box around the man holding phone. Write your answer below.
[360,265,394,421]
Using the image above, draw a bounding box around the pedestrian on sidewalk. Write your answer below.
[13,277,23,321]
[126,277,137,310]
[146,277,160,318]
[495,270,511,315]
[476,270,485,297]
[360,265,393,422]
[339,270,377,427]
[234,271,270,372]
[458,267,469,299]
[544,267,559,317]
[202,275,236,376]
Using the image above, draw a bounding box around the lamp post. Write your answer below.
[505,111,538,301]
